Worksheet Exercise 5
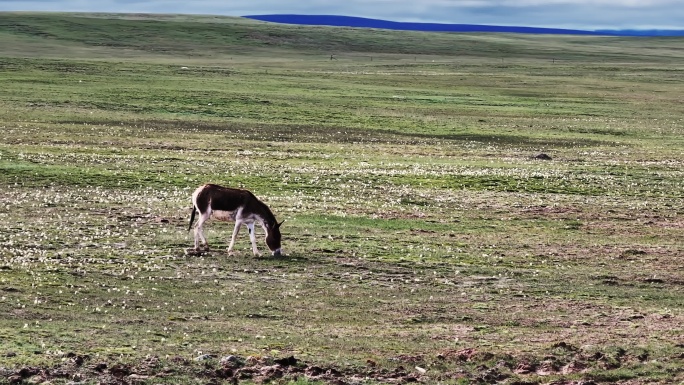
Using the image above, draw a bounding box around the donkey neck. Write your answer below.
[239,193,277,228]
[253,202,277,228]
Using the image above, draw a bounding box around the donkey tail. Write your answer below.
[188,205,197,231]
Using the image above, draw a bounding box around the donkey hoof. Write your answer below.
[186,247,208,256]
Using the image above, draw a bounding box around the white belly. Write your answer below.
[211,210,236,221]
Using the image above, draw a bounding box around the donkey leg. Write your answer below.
[227,219,243,255]
[194,211,211,251]
[247,223,260,256]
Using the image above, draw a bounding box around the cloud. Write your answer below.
[0,0,680,29]
[415,0,678,5]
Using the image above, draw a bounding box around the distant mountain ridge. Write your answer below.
[244,14,684,37]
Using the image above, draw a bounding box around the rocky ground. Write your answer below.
[4,343,678,385]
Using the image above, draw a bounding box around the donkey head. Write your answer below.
[265,220,284,256]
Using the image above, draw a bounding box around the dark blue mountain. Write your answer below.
[244,14,684,37]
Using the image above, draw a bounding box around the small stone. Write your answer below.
[533,153,552,160]
[194,354,217,361]
[220,355,243,367]
[127,374,150,384]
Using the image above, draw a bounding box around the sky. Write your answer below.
[0,0,681,30]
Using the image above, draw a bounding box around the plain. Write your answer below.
[0,12,682,385]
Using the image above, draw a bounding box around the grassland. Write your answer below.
[0,12,683,385]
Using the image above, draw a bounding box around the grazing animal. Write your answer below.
[188,184,283,256]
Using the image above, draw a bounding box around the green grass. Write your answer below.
[0,11,683,385]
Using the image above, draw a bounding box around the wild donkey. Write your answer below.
[188,184,283,256]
